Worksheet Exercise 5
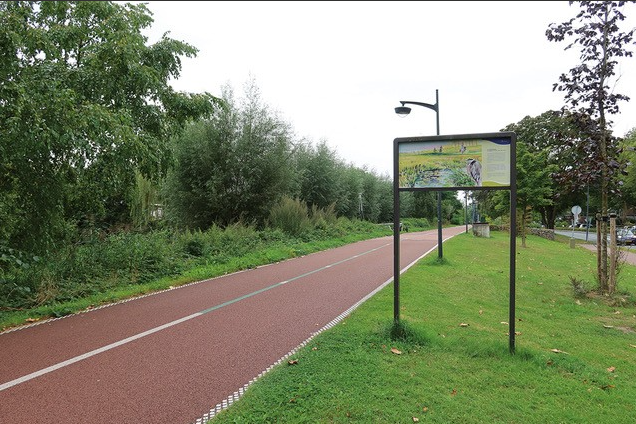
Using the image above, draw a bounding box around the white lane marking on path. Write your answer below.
[0,313,200,392]
[194,231,458,423]
[0,242,391,392]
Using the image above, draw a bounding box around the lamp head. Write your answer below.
[394,105,411,116]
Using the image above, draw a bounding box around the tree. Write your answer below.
[294,139,343,212]
[332,164,392,223]
[546,0,635,293]
[495,139,553,247]
[164,81,295,228]
[0,1,217,251]
[618,128,636,220]
[500,111,591,236]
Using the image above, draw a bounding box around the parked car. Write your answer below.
[616,228,636,246]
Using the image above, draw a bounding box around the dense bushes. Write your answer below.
[268,196,339,237]
[0,217,393,319]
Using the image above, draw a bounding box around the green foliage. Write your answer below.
[293,140,343,211]
[0,1,218,252]
[269,196,342,238]
[500,111,584,229]
[546,1,635,292]
[309,202,337,228]
[164,78,394,230]
[0,219,392,328]
[401,217,431,230]
[164,81,294,229]
[268,196,311,236]
[180,229,208,257]
[130,172,163,229]
[619,128,636,214]
[0,244,39,272]
[0,244,41,310]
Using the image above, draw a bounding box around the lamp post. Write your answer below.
[395,89,443,259]
[465,191,468,233]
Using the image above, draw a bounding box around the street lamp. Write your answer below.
[465,191,468,233]
[395,89,443,259]
[394,98,439,136]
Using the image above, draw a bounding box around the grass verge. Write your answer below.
[1,221,408,331]
[209,232,636,423]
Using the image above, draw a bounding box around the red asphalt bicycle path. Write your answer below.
[0,226,466,424]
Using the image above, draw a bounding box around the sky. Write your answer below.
[134,1,636,176]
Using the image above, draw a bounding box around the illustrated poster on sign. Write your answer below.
[397,137,510,189]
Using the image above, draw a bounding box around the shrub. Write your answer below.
[402,218,430,231]
[268,196,311,236]
[180,229,208,257]
[570,276,590,298]
[310,202,337,229]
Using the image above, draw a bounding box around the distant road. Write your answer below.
[554,229,599,244]
[1,226,467,424]
[554,229,635,250]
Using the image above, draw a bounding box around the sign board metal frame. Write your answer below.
[393,131,517,353]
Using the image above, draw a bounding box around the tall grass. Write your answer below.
[268,196,339,237]
[0,218,394,330]
[268,196,312,236]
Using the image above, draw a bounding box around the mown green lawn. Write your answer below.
[209,232,636,423]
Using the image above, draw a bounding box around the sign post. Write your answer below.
[571,205,582,248]
[393,131,517,353]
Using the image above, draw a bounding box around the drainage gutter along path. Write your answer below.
[0,226,466,424]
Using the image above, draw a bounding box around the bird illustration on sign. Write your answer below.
[466,158,482,186]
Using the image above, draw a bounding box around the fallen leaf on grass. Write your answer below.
[25,318,38,323]
[550,349,569,354]
[450,389,457,396]
[459,323,469,327]
[391,347,402,355]
[603,325,614,329]
[288,359,298,365]
[412,418,419,423]
[500,322,509,325]
[422,407,428,413]
[479,309,483,315]
[607,366,616,373]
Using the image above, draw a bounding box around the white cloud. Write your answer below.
[136,0,636,175]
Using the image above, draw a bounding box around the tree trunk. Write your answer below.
[596,213,602,286]
[597,15,610,294]
[540,205,556,229]
[609,215,617,294]
[599,158,609,293]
